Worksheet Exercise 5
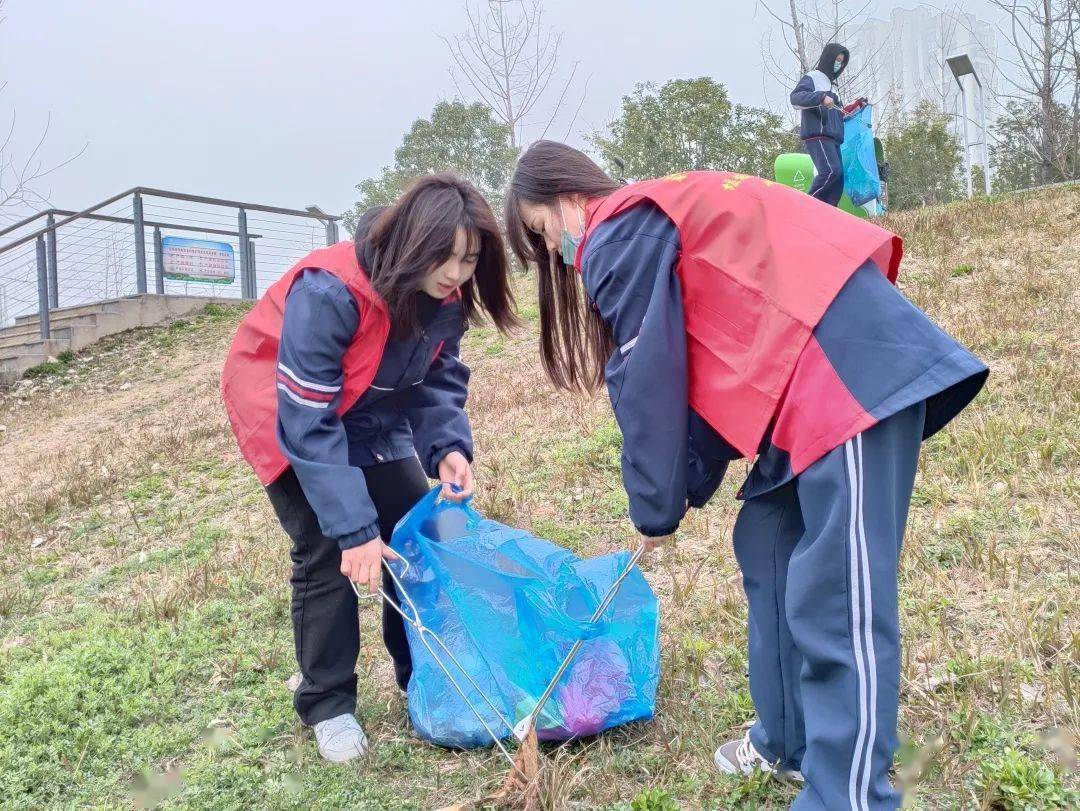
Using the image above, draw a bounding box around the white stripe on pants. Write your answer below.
[844,435,879,811]
[810,141,836,200]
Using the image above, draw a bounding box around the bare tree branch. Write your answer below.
[561,73,592,142]
[980,0,1077,181]
[758,0,883,112]
[443,0,579,146]
[537,60,579,141]
[0,17,87,220]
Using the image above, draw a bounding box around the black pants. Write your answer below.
[265,457,430,725]
[806,137,845,207]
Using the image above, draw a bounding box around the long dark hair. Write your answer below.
[359,173,518,337]
[504,140,621,392]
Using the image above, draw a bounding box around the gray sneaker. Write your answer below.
[714,732,804,782]
[313,713,369,763]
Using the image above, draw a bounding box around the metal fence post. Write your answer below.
[237,208,252,300]
[247,238,257,292]
[324,219,338,246]
[36,236,50,339]
[46,214,59,309]
[153,226,165,294]
[133,191,148,293]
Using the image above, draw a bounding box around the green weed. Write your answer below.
[975,748,1078,809]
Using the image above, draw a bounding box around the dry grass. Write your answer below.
[0,187,1077,809]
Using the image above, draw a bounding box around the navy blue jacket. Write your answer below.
[275,243,472,550]
[580,205,739,537]
[791,70,844,143]
[580,202,987,537]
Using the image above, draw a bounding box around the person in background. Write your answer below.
[791,43,851,207]
[504,140,988,809]
[221,174,517,763]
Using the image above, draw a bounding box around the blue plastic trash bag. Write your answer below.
[841,104,881,206]
[388,487,660,748]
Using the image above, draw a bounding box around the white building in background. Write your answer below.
[851,5,997,147]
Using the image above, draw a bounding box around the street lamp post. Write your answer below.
[947,52,992,198]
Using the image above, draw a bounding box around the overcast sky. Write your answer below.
[1,1,1001,217]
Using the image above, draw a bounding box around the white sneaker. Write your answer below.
[714,731,804,782]
[314,713,369,763]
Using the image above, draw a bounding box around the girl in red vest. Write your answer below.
[222,174,516,762]
[504,141,986,810]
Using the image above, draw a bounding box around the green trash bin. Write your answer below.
[773,153,869,219]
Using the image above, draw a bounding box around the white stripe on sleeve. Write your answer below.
[277,383,331,409]
[277,362,341,393]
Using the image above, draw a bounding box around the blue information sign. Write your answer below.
[161,236,236,284]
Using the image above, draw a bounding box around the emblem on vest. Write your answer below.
[720,173,776,192]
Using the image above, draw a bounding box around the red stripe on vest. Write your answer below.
[579,171,901,459]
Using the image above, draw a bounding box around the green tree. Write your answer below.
[588,77,799,180]
[345,100,518,232]
[991,98,1078,193]
[880,101,963,210]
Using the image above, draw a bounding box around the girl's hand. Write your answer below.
[437,451,475,502]
[642,533,675,553]
[341,540,399,594]
[822,95,836,108]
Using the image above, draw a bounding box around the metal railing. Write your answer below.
[0,188,342,336]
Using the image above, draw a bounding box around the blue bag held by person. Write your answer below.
[385,487,660,749]
[841,103,882,206]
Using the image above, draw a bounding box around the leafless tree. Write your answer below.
[1064,0,1079,177]
[759,0,812,110]
[767,0,813,73]
[441,0,584,147]
[0,112,82,221]
[0,1,85,224]
[970,0,1079,182]
[758,0,890,123]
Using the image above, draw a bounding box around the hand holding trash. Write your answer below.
[341,539,399,594]
[843,97,870,118]
[438,450,475,501]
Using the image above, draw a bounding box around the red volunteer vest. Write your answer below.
[220,241,390,485]
[578,171,902,459]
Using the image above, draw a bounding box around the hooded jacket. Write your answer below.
[791,43,850,142]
